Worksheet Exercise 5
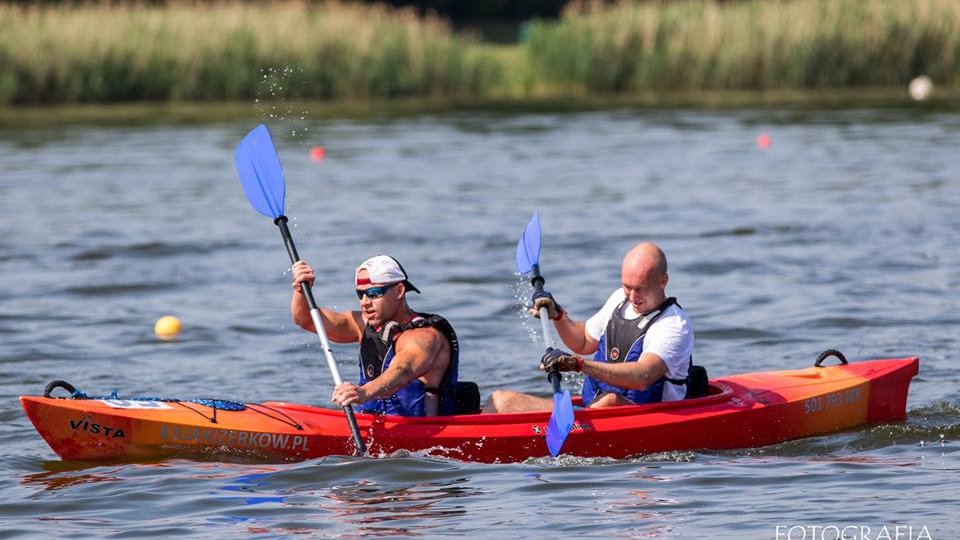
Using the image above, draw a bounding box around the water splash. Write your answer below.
[254,66,311,140]
[509,276,540,344]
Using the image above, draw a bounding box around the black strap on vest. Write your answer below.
[604,296,690,387]
[664,359,692,386]
[651,298,689,386]
[359,325,392,381]
[637,296,678,335]
[603,296,678,364]
[359,313,459,390]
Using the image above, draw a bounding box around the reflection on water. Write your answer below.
[197,469,481,537]
[19,459,140,491]
[218,472,290,506]
[601,491,681,538]
[36,516,114,526]
[323,478,475,536]
[22,469,121,491]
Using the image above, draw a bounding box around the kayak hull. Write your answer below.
[20,357,918,463]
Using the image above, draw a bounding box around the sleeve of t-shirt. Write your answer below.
[585,289,626,341]
[642,310,694,376]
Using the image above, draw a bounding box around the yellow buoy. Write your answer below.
[154,315,182,339]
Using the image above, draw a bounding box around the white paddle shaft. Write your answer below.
[309,308,344,386]
[538,306,555,349]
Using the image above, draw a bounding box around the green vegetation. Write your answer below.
[0,1,503,104]
[0,0,957,105]
[528,0,960,92]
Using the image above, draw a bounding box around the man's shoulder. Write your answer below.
[404,312,456,330]
[396,325,446,349]
[585,288,627,340]
[397,323,444,338]
[606,288,627,303]
[645,303,694,368]
[395,326,451,372]
[662,301,689,319]
[599,288,627,315]
[653,302,691,328]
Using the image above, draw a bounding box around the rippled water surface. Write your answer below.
[1,106,958,538]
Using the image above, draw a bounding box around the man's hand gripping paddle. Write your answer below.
[235,124,366,457]
[515,213,575,457]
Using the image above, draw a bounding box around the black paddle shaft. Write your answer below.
[275,217,319,310]
[530,264,546,292]
[274,215,367,457]
[547,370,562,394]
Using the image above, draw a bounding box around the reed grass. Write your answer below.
[0,1,503,104]
[0,0,957,105]
[527,0,960,92]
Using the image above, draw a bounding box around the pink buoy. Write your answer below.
[756,134,772,150]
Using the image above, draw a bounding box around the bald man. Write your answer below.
[484,242,695,413]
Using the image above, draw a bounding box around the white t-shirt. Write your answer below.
[585,289,695,402]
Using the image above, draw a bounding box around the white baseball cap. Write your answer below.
[355,255,421,293]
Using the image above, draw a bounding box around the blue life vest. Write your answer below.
[356,313,459,416]
[582,297,689,405]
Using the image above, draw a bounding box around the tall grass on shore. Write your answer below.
[1,0,959,105]
[527,0,960,92]
[0,1,503,104]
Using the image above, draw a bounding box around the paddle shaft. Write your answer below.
[517,215,575,456]
[531,263,567,394]
[530,264,555,350]
[547,370,562,394]
[275,216,367,456]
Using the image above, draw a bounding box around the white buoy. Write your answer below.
[908,76,933,101]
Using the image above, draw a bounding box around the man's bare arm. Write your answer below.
[552,313,600,355]
[358,328,444,399]
[290,260,363,342]
[580,352,667,390]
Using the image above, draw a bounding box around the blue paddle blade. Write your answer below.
[546,389,574,457]
[235,124,286,219]
[515,212,542,274]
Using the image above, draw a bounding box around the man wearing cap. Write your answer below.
[291,255,461,417]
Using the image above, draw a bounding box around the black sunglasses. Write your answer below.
[355,282,399,300]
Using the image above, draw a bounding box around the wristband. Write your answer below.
[575,356,583,372]
[552,305,566,321]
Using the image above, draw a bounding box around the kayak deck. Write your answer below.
[20,357,918,463]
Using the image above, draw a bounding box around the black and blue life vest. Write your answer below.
[356,313,460,416]
[582,297,689,405]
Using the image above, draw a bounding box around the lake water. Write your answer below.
[0,104,957,538]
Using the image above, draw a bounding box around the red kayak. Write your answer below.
[20,353,918,463]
